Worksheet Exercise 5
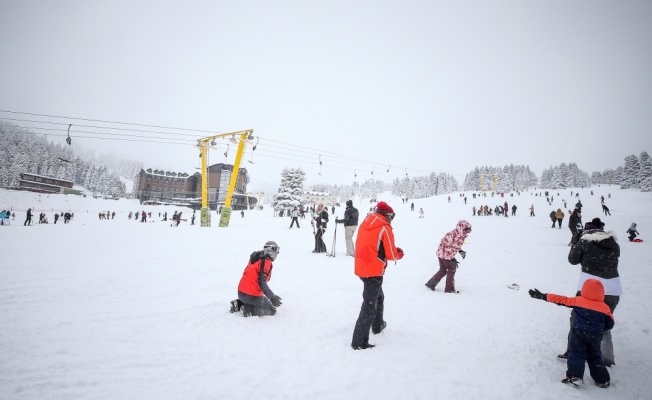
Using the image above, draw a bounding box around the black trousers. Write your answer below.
[351,277,385,347]
[314,229,327,252]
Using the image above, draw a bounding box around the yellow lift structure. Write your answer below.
[196,129,254,227]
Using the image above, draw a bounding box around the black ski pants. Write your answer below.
[351,276,385,348]
[238,291,276,317]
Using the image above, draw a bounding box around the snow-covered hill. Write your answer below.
[1,186,650,399]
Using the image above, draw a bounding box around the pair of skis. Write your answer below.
[327,222,337,257]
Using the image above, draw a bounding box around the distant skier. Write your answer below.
[229,241,283,317]
[419,208,424,218]
[626,223,639,242]
[529,279,613,388]
[511,204,517,216]
[24,208,32,226]
[289,207,300,229]
[602,204,611,216]
[530,205,535,217]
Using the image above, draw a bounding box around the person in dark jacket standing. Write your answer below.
[529,279,613,388]
[229,241,282,317]
[351,201,403,350]
[336,200,359,256]
[312,204,329,253]
[511,204,517,216]
[549,210,557,228]
[568,209,582,246]
[559,217,620,367]
[24,208,32,226]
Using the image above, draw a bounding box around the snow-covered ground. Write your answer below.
[1,187,650,399]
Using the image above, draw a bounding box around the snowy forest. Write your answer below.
[389,172,458,199]
[591,151,652,192]
[271,167,460,210]
[463,165,539,192]
[0,123,142,197]
[538,162,591,189]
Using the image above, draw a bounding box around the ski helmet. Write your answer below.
[263,240,280,261]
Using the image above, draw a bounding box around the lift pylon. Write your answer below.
[196,129,254,227]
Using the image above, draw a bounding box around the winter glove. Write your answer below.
[451,258,459,269]
[270,295,282,307]
[528,289,546,300]
[459,250,467,259]
[396,247,404,260]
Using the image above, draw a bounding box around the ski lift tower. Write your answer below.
[196,129,254,227]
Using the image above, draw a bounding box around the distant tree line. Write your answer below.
[391,172,458,199]
[538,162,591,189]
[592,151,652,191]
[463,165,538,192]
[0,123,142,198]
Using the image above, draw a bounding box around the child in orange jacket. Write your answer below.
[529,279,614,388]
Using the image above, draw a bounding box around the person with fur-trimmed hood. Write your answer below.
[229,241,283,317]
[559,217,620,367]
[351,201,404,350]
[529,279,614,388]
[425,220,472,293]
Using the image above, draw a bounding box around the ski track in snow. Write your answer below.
[1,187,651,399]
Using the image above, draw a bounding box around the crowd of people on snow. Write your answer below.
[8,184,642,388]
[225,187,642,390]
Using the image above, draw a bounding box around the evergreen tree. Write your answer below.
[272,168,306,211]
[621,154,640,189]
[638,151,652,192]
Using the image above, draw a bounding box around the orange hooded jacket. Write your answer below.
[354,212,400,278]
[546,279,614,321]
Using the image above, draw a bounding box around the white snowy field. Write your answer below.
[0,187,650,400]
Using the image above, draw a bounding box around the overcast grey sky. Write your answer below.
[1,1,651,191]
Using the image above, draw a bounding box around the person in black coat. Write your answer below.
[336,200,359,256]
[560,217,620,367]
[24,208,32,226]
[312,204,329,253]
[568,209,582,246]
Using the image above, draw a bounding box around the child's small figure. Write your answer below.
[529,279,614,389]
[627,223,639,242]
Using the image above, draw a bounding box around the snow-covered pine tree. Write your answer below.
[272,168,306,211]
[638,151,652,192]
[620,154,640,189]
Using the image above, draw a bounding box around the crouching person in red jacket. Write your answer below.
[529,279,614,388]
[229,241,283,317]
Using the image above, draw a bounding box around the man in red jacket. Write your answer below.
[351,201,404,350]
[229,241,283,317]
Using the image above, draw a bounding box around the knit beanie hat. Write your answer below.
[375,201,394,214]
